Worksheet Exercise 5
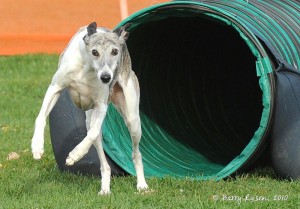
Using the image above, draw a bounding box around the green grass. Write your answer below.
[0,55,299,209]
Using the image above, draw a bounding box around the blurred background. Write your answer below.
[0,0,168,55]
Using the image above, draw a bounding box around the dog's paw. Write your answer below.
[137,182,149,191]
[135,186,154,195]
[31,142,44,160]
[31,135,45,160]
[65,145,89,166]
[65,150,79,166]
[136,182,154,195]
[98,189,111,196]
[65,154,80,166]
[32,150,44,160]
[65,157,75,166]
[65,150,82,166]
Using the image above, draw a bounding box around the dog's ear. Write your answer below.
[87,22,97,36]
[83,22,97,45]
[113,23,132,41]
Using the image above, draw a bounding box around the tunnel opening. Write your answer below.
[102,13,266,178]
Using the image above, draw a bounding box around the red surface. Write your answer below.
[0,0,168,55]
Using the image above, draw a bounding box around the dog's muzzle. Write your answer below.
[100,73,111,84]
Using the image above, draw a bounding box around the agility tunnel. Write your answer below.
[49,0,300,180]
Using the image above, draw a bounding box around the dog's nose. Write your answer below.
[100,73,111,83]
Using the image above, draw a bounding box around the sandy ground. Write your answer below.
[0,0,168,55]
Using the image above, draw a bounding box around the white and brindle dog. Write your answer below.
[31,22,148,195]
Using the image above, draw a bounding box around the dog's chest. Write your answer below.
[68,73,108,110]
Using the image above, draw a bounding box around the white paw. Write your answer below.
[31,138,44,160]
[137,182,149,191]
[135,185,154,195]
[98,189,111,196]
[32,150,44,160]
[65,156,76,166]
[65,148,85,166]
[65,152,80,166]
[65,143,90,166]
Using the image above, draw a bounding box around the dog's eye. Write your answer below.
[92,49,99,57]
[111,48,118,56]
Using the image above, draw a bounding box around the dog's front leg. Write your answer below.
[31,84,62,159]
[65,103,107,164]
[85,110,111,195]
[66,103,111,194]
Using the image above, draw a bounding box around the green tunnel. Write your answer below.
[102,0,282,180]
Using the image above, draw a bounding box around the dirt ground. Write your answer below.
[0,0,168,55]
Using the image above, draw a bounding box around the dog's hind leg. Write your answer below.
[111,74,148,191]
[31,83,62,160]
[86,110,111,195]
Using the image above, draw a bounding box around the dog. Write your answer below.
[31,22,148,195]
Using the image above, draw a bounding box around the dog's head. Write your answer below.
[82,22,131,85]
